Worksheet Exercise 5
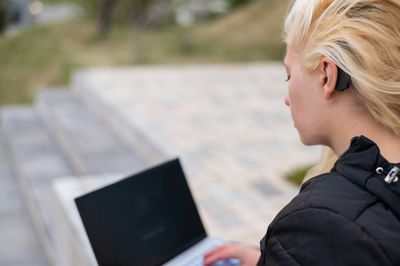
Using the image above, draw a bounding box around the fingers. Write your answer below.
[203,244,239,265]
[203,243,261,266]
[204,244,231,258]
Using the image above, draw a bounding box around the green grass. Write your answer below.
[0,19,132,105]
[286,164,314,186]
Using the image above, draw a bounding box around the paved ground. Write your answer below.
[74,63,321,245]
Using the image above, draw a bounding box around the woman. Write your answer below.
[204,0,400,265]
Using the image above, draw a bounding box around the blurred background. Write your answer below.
[0,1,320,266]
[0,0,287,105]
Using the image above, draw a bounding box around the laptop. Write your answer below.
[74,158,240,266]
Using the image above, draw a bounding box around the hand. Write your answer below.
[203,243,261,266]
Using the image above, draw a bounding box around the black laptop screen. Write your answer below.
[75,158,207,266]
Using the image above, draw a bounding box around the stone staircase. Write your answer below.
[0,126,50,266]
[0,87,166,265]
[1,106,76,265]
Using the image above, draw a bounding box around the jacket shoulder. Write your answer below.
[259,172,400,266]
[259,207,391,266]
[275,172,377,222]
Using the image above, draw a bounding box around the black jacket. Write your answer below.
[257,136,400,266]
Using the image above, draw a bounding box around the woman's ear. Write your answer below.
[320,57,338,100]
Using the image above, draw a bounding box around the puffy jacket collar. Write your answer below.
[332,135,400,219]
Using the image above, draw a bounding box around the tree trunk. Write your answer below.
[131,0,153,27]
[98,0,118,36]
[0,1,8,34]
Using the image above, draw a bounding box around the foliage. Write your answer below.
[286,164,314,186]
[0,1,8,34]
[193,0,289,61]
[229,0,254,9]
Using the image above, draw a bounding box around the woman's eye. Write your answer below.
[285,75,291,82]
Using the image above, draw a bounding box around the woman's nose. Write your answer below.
[284,95,290,106]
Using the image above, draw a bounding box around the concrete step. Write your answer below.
[36,89,150,176]
[72,71,170,162]
[1,106,77,265]
[0,130,49,266]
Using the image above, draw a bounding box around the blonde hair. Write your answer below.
[284,0,400,179]
[303,146,337,182]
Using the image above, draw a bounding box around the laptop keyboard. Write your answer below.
[181,254,203,266]
[212,259,241,266]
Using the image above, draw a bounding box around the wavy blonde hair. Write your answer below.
[284,0,400,181]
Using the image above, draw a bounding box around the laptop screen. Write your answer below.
[75,158,207,266]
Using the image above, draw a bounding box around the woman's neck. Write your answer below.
[329,114,400,163]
